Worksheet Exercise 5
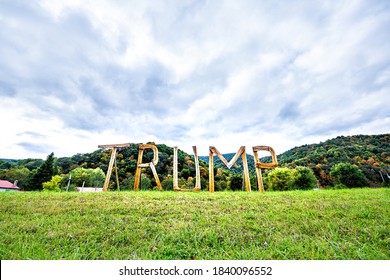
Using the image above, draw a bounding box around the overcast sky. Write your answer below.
[1,0,389,159]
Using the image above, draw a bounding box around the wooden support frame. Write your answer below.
[98,143,131,192]
[193,146,201,191]
[209,146,251,192]
[173,146,201,191]
[252,146,278,192]
[134,144,162,191]
[173,146,180,191]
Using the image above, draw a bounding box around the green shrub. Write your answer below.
[120,176,134,191]
[291,166,318,190]
[68,167,105,188]
[333,183,348,189]
[267,167,293,191]
[177,178,186,189]
[380,181,390,188]
[230,174,243,191]
[42,175,62,192]
[218,180,227,191]
[161,177,174,190]
[330,163,368,188]
[185,181,194,189]
[139,174,152,190]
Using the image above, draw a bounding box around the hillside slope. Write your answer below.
[277,134,390,186]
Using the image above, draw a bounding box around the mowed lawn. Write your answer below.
[0,188,389,260]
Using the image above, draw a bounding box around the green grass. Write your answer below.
[0,189,389,260]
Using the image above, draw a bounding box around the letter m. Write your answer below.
[208,146,251,192]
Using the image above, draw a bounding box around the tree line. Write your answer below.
[1,134,389,191]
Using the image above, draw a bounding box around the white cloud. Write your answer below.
[0,0,389,159]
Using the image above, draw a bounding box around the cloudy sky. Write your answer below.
[1,0,389,159]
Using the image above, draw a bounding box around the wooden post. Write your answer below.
[209,147,214,192]
[252,146,278,192]
[150,162,162,190]
[102,147,117,192]
[193,146,201,191]
[173,146,180,191]
[114,156,120,191]
[134,147,144,191]
[241,150,251,192]
[173,146,201,192]
[66,174,71,192]
[253,149,265,192]
[379,171,385,183]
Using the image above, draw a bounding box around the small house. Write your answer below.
[0,180,21,192]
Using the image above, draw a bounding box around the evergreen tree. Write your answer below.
[28,152,56,191]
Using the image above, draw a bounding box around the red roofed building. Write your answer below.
[0,180,21,191]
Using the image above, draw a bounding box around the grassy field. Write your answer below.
[0,188,389,260]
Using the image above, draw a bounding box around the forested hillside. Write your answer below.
[1,134,389,190]
[277,134,389,187]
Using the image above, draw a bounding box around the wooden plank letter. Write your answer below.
[173,146,180,191]
[173,146,201,191]
[134,144,162,190]
[209,146,251,192]
[193,146,201,191]
[252,146,278,192]
[98,143,130,192]
[102,147,117,192]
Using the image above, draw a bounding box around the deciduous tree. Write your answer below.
[42,175,62,192]
[330,163,368,188]
[291,166,318,190]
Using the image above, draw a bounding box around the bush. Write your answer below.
[267,168,293,191]
[139,174,152,190]
[333,183,348,189]
[121,176,134,191]
[161,177,174,190]
[291,166,318,190]
[230,174,243,191]
[380,181,390,188]
[180,168,191,180]
[185,180,194,189]
[68,167,105,188]
[121,173,152,190]
[330,163,368,188]
[42,175,62,192]
[217,180,227,191]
